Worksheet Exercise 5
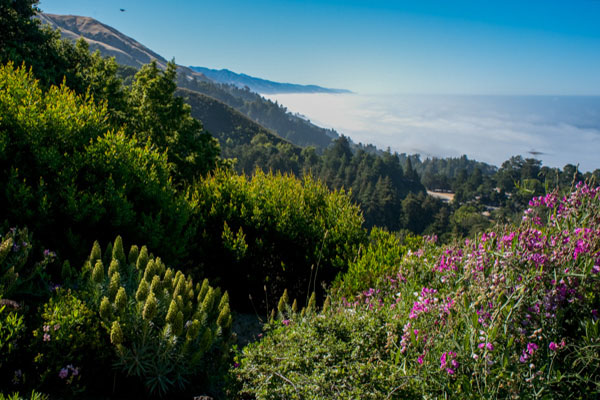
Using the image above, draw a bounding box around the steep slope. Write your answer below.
[189,66,351,94]
[38,13,338,150]
[175,87,284,146]
[38,13,211,84]
[38,13,166,69]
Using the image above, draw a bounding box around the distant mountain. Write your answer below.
[189,66,351,94]
[38,13,338,150]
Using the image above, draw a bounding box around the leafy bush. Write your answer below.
[0,63,194,264]
[334,227,422,297]
[190,168,366,310]
[234,183,600,399]
[0,303,25,381]
[0,227,54,299]
[31,289,107,396]
[84,236,232,396]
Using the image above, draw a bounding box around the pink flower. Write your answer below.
[43,325,50,332]
[478,342,494,351]
[282,319,290,326]
[417,355,424,365]
[440,351,458,374]
[527,342,538,355]
[519,354,528,363]
[549,342,558,351]
[43,333,51,342]
[54,323,60,331]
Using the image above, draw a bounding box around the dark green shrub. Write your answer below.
[0,63,194,264]
[0,303,26,387]
[191,169,366,310]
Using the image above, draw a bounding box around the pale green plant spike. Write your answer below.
[112,235,126,266]
[136,245,149,270]
[128,244,139,266]
[142,291,158,321]
[108,259,120,277]
[110,320,123,345]
[92,260,104,284]
[89,240,101,265]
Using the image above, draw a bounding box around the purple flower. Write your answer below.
[478,342,494,351]
[519,353,528,363]
[59,368,69,379]
[549,342,558,351]
[440,351,458,374]
[417,355,424,365]
[527,342,538,355]
[282,319,290,326]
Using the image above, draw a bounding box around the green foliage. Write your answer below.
[0,391,48,400]
[85,237,232,396]
[0,303,25,372]
[31,289,106,396]
[0,227,52,299]
[0,62,194,264]
[191,168,365,310]
[234,304,418,399]
[127,61,221,182]
[177,75,336,150]
[336,228,423,297]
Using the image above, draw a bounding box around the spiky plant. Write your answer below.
[86,237,232,396]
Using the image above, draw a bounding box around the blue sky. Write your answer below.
[39,0,600,95]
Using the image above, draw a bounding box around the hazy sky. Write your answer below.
[39,0,600,95]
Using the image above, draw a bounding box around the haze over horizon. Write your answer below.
[40,0,600,95]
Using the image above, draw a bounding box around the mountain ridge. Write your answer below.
[189,66,351,94]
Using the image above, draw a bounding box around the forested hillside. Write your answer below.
[38,13,339,150]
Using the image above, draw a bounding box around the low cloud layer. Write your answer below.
[264,93,600,172]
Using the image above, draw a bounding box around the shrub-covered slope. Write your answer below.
[235,183,600,399]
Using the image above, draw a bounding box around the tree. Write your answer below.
[127,61,221,182]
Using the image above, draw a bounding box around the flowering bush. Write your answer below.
[234,183,600,399]
[84,236,233,396]
[31,289,107,397]
[0,227,52,299]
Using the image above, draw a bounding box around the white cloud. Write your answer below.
[263,93,600,171]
